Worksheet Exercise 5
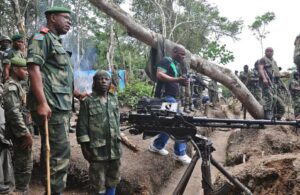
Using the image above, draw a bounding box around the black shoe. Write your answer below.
[189,107,194,112]
[183,107,190,113]
[264,110,273,120]
[69,127,76,133]
[0,184,9,193]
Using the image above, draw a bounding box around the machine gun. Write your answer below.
[120,98,300,195]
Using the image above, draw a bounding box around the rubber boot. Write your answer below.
[105,187,116,195]
[264,110,273,120]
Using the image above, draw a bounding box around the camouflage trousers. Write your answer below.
[32,111,71,193]
[262,84,285,118]
[180,85,192,107]
[249,86,262,103]
[12,128,33,192]
[89,159,121,194]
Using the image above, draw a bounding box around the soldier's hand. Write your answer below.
[37,102,52,119]
[263,78,269,86]
[74,89,90,101]
[178,77,188,86]
[20,133,33,150]
[81,143,92,162]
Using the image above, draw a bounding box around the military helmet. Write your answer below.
[0,35,12,43]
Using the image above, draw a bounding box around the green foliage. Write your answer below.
[200,41,234,65]
[220,85,232,98]
[118,80,153,108]
[248,12,276,54]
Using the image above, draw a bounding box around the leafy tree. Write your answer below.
[249,12,275,56]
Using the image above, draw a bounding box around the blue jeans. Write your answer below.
[152,96,187,156]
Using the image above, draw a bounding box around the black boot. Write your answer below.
[189,105,194,112]
[0,184,9,193]
[183,106,190,113]
[264,110,273,120]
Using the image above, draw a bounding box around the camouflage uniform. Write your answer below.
[2,48,25,83]
[246,70,262,103]
[3,77,33,192]
[294,34,300,69]
[76,92,122,194]
[289,72,300,117]
[208,80,218,105]
[27,27,73,193]
[193,73,206,109]
[259,56,285,119]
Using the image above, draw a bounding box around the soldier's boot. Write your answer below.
[264,110,273,120]
[0,184,9,193]
[183,106,190,113]
[189,104,194,112]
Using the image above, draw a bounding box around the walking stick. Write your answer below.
[45,117,51,195]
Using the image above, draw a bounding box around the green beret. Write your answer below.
[11,34,24,42]
[10,57,27,68]
[45,6,71,15]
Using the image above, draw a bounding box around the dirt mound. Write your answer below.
[226,126,300,166]
[215,154,300,195]
[31,132,187,195]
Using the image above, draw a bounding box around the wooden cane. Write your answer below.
[45,118,51,195]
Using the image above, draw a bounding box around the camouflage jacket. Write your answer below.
[27,27,73,111]
[289,77,300,104]
[2,48,25,65]
[3,78,30,138]
[76,92,122,161]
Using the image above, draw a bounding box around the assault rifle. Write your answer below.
[120,98,300,195]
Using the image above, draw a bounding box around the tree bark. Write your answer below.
[88,0,264,119]
[10,0,26,36]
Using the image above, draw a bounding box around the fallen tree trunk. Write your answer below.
[88,0,264,119]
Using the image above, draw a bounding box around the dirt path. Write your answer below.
[157,130,232,195]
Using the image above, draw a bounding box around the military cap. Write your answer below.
[10,57,27,68]
[94,70,111,80]
[45,6,71,15]
[11,34,24,42]
[0,35,12,43]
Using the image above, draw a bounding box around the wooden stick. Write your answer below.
[120,133,139,152]
[45,118,51,195]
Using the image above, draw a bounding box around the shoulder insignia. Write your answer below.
[33,33,45,41]
[40,27,50,34]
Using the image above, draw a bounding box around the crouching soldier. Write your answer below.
[3,57,33,195]
[76,70,122,195]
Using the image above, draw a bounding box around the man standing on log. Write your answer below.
[76,70,122,195]
[258,47,285,120]
[27,6,85,195]
[149,45,191,165]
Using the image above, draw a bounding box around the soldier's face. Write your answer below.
[14,39,25,50]
[15,67,28,80]
[94,75,111,93]
[174,49,186,63]
[265,48,273,58]
[0,40,11,49]
[53,13,72,35]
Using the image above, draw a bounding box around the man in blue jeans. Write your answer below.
[149,45,191,165]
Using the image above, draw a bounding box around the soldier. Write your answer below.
[27,6,86,194]
[0,35,12,83]
[294,34,300,70]
[76,70,121,195]
[239,65,249,84]
[193,73,207,110]
[3,57,33,195]
[247,68,262,103]
[289,71,300,119]
[2,34,26,83]
[258,47,285,119]
[208,79,218,106]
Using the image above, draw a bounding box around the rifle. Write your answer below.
[120,98,300,195]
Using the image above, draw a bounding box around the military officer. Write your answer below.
[27,6,86,195]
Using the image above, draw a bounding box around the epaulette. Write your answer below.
[32,27,49,41]
[7,81,18,91]
[40,27,50,34]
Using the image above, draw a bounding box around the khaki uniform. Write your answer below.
[76,92,121,194]
[3,78,33,192]
[27,27,73,193]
